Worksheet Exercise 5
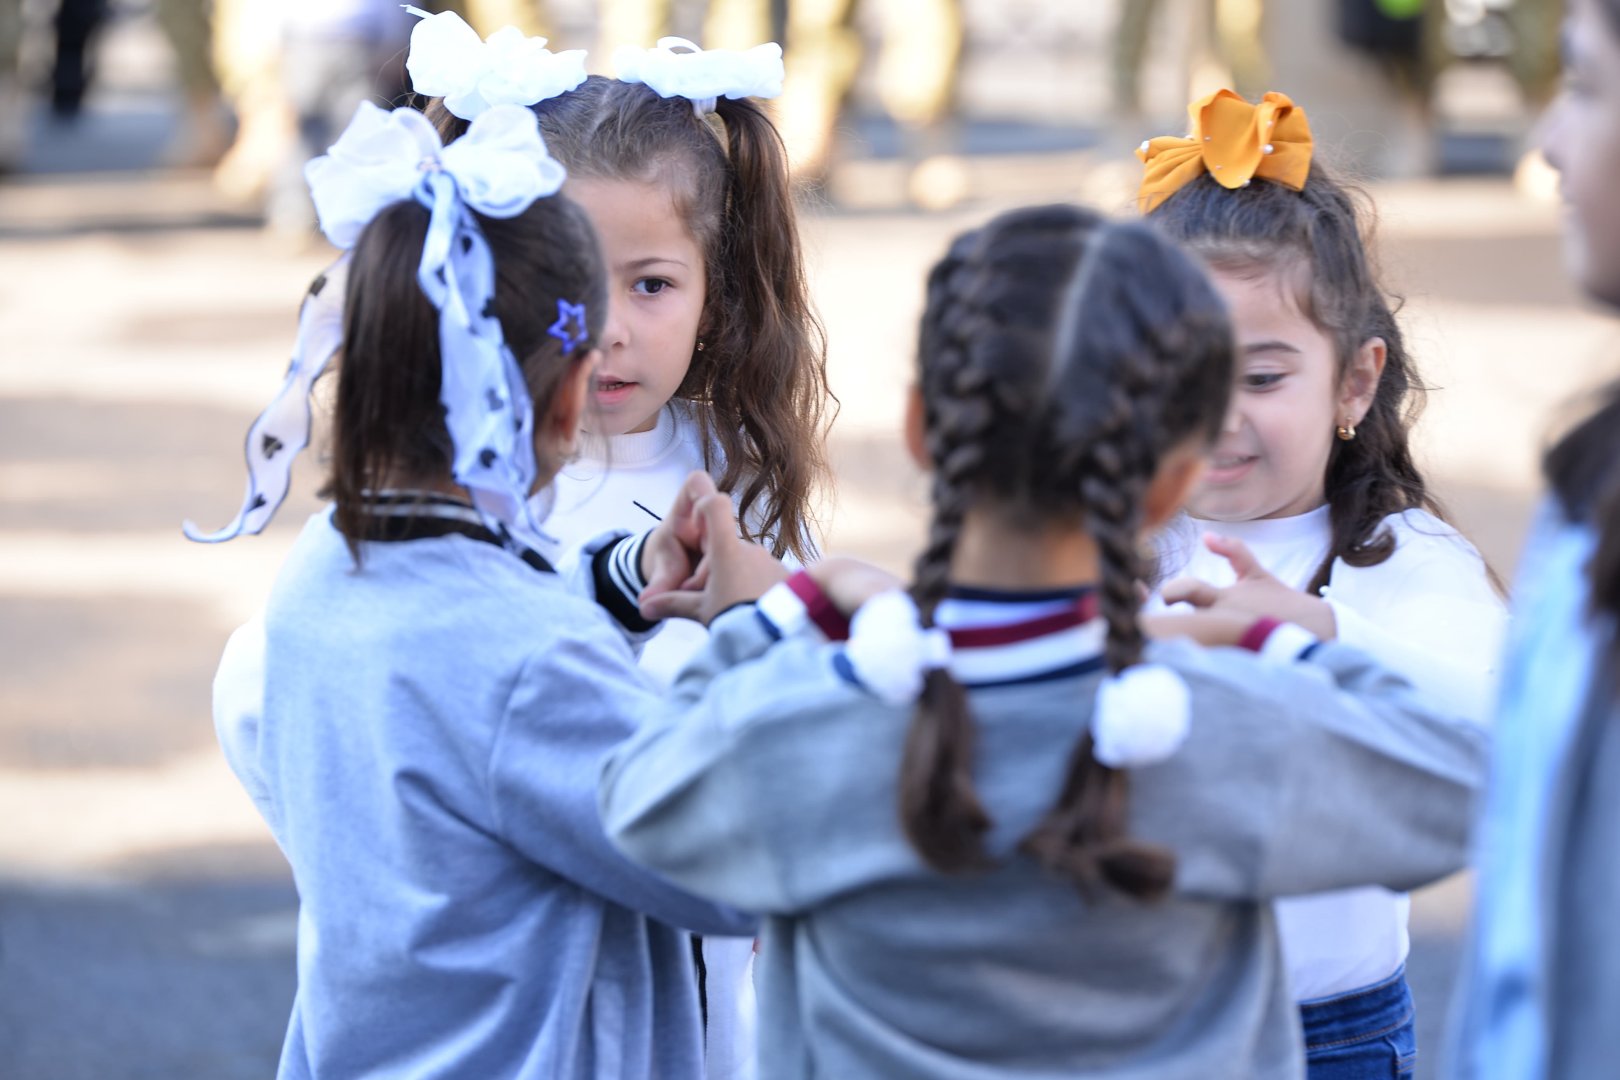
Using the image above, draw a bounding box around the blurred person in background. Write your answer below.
[1447,0,1620,1074]
[595,0,776,61]
[1112,0,1270,136]
[153,0,232,166]
[261,0,410,239]
[773,0,964,204]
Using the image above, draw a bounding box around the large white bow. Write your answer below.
[187,102,569,549]
[305,101,564,250]
[404,5,587,121]
[613,37,783,114]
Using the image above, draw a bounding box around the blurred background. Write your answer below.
[0,1,1607,1076]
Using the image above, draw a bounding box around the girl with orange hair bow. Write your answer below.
[1140,89,1505,1080]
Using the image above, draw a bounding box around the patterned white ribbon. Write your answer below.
[185,103,568,547]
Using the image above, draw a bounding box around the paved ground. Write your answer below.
[2,6,1613,1079]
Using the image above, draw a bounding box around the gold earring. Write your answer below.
[1336,421,1356,441]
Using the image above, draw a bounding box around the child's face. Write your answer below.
[566,177,708,436]
[1187,265,1379,523]
[1540,0,1620,307]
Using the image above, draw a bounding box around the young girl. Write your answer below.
[1452,1,1620,1074]
[187,101,758,1078]
[414,21,830,1077]
[413,14,830,604]
[1137,89,1508,1077]
[595,204,1487,1078]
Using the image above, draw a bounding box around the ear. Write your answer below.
[903,383,931,472]
[1141,444,1207,532]
[1339,336,1387,429]
[535,351,596,486]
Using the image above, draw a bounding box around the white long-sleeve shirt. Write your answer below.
[1155,506,1506,1001]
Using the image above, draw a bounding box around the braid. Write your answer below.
[901,252,999,873]
[1019,280,1177,900]
[898,208,1231,898]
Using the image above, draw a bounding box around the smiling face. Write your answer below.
[564,177,708,436]
[1540,0,1620,307]
[1187,264,1384,523]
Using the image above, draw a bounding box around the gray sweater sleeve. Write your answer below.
[488,615,759,937]
[599,604,841,915]
[1158,640,1488,900]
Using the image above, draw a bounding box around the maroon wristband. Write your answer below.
[784,570,852,642]
[1237,617,1283,654]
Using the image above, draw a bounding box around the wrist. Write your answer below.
[756,569,852,642]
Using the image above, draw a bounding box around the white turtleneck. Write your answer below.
[1154,505,1506,1004]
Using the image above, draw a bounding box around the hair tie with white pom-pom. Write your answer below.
[843,590,952,707]
[612,37,784,117]
[403,6,588,121]
[1091,663,1192,768]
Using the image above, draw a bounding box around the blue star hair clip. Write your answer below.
[548,298,589,353]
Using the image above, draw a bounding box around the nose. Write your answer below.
[1220,400,1243,436]
[597,292,628,353]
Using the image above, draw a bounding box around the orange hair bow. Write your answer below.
[1135,89,1313,214]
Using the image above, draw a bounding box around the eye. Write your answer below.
[632,277,671,296]
[1243,372,1285,391]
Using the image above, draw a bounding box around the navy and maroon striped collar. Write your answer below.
[934,585,1105,689]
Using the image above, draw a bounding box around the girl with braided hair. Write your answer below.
[596,204,1485,1078]
[1138,90,1507,1078]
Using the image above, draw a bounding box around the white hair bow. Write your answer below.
[613,37,784,116]
[185,102,569,547]
[403,5,587,121]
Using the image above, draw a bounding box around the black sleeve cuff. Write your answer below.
[592,532,659,633]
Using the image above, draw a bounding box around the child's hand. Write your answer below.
[640,471,719,601]
[639,486,789,625]
[805,557,905,617]
[1160,534,1338,640]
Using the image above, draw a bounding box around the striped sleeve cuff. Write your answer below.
[592,530,657,633]
[755,571,851,643]
[1238,617,1321,663]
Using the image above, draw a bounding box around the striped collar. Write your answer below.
[933,585,1105,689]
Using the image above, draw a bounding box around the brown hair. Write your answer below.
[428,78,830,560]
[1147,164,1447,594]
[903,205,1236,900]
[1545,0,1620,672]
[327,194,606,562]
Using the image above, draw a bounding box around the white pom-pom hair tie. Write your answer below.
[612,37,784,117]
[1091,663,1192,768]
[403,6,588,121]
[844,590,952,707]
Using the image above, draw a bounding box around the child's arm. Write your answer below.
[1149,623,1487,901]
[487,619,761,936]
[600,563,888,915]
[1165,529,1507,724]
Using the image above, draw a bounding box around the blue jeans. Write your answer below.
[1299,966,1417,1080]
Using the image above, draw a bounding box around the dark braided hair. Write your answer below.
[902,206,1236,899]
[1147,164,1446,595]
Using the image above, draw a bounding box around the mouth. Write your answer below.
[594,377,638,402]
[1204,453,1258,484]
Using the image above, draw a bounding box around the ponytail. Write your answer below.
[690,96,830,561]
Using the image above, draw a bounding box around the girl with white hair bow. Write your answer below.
[187,97,765,1080]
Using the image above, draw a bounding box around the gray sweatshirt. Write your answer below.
[244,511,755,1080]
[600,605,1487,1080]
